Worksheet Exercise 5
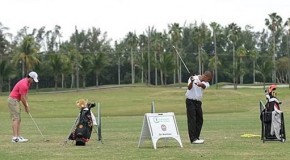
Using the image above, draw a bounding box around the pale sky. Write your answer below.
[0,0,289,43]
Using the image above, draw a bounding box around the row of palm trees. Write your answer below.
[0,12,289,92]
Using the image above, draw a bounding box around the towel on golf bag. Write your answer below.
[271,110,282,140]
[69,102,96,145]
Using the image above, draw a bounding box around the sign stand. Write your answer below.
[138,112,183,149]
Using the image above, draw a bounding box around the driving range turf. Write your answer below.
[0,85,289,160]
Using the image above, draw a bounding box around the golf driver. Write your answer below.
[172,45,191,74]
[28,112,49,142]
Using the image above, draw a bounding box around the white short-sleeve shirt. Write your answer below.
[185,75,210,101]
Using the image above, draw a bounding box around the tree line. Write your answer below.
[0,12,289,92]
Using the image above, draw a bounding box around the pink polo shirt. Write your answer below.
[9,78,30,101]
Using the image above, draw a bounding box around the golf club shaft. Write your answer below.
[172,46,191,74]
[65,113,80,141]
[28,112,46,139]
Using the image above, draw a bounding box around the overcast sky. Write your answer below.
[0,0,289,42]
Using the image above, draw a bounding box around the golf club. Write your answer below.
[64,113,80,144]
[172,45,191,74]
[28,112,50,142]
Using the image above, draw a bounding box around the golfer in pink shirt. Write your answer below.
[8,71,39,143]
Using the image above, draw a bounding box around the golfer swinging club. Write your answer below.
[185,71,212,144]
[8,71,39,143]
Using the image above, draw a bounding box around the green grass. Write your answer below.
[0,85,289,160]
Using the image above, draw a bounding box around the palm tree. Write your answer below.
[0,22,11,60]
[13,35,40,76]
[248,49,259,83]
[208,56,221,75]
[146,26,155,85]
[59,53,70,88]
[114,41,122,85]
[86,27,111,86]
[236,46,247,84]
[284,18,290,88]
[265,12,283,83]
[0,59,15,92]
[193,22,211,75]
[45,25,62,52]
[125,32,138,84]
[151,32,164,85]
[227,23,241,89]
[138,34,147,84]
[210,22,220,89]
[159,52,175,85]
[276,57,288,83]
[62,41,81,89]
[168,23,182,85]
[256,60,274,90]
[48,54,62,90]
[92,52,107,87]
[80,54,93,88]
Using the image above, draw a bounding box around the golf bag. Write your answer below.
[69,102,96,145]
[260,84,286,142]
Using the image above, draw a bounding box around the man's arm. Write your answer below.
[20,95,30,113]
[196,82,210,89]
[187,76,194,90]
[196,82,206,89]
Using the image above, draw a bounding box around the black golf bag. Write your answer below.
[69,103,96,145]
[260,84,286,142]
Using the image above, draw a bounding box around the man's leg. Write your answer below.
[8,98,21,140]
[186,99,197,143]
[12,119,20,137]
[195,102,203,139]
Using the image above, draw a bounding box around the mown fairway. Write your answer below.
[0,85,289,160]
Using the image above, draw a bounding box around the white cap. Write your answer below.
[28,71,39,82]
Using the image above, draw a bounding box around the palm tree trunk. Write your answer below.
[213,31,218,89]
[287,32,290,89]
[198,45,201,75]
[8,78,11,91]
[233,45,237,90]
[71,74,75,88]
[76,66,79,90]
[160,70,163,85]
[147,35,150,85]
[118,57,121,85]
[22,60,25,77]
[155,51,157,85]
[179,62,181,88]
[272,32,276,83]
[54,75,58,90]
[253,60,256,83]
[141,52,144,84]
[131,48,134,84]
[0,78,3,92]
[62,73,64,88]
[95,71,99,87]
[240,57,243,84]
[82,73,86,88]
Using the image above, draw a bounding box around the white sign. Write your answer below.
[138,112,183,149]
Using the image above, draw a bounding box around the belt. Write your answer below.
[187,98,201,102]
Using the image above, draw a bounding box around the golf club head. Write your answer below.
[44,139,50,142]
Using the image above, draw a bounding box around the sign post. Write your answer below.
[138,112,183,149]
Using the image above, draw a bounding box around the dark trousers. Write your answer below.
[186,98,203,143]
